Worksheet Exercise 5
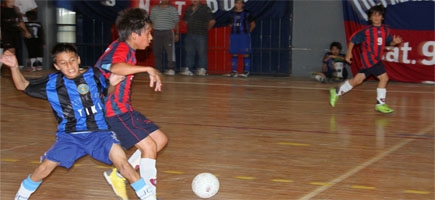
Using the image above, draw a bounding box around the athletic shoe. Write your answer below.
[329,88,338,107]
[179,68,193,76]
[104,168,128,200]
[163,69,175,76]
[195,68,207,76]
[224,71,238,77]
[375,104,394,113]
[239,71,250,78]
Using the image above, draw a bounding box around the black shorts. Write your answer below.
[358,62,386,77]
[107,110,159,149]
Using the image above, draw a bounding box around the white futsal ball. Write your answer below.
[192,172,220,198]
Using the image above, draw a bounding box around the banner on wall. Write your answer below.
[342,0,435,83]
[57,0,289,33]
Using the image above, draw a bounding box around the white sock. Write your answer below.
[337,80,353,96]
[139,158,157,181]
[377,88,387,105]
[15,175,42,200]
[128,149,142,169]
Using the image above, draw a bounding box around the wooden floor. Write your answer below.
[1,71,434,200]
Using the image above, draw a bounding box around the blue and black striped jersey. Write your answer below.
[24,67,110,133]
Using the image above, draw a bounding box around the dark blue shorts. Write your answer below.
[358,62,386,77]
[107,110,159,149]
[42,131,119,169]
[230,34,252,54]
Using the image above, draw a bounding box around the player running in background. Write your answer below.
[94,8,168,200]
[0,43,151,200]
[329,5,402,113]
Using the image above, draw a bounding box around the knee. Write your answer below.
[379,74,389,82]
[138,138,158,153]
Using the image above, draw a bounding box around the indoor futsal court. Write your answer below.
[1,72,434,199]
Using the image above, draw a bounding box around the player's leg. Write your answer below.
[240,54,251,78]
[105,111,160,199]
[329,72,366,107]
[240,34,252,78]
[375,72,393,113]
[15,159,59,200]
[109,144,155,200]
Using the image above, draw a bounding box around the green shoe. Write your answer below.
[329,88,338,107]
[375,104,394,113]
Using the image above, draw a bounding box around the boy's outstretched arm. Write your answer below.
[109,63,162,92]
[0,50,29,90]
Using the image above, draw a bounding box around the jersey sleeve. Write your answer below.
[384,26,393,45]
[24,74,50,99]
[350,30,365,45]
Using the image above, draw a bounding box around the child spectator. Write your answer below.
[312,42,347,82]
[225,0,255,78]
[24,9,45,71]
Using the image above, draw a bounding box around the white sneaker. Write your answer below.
[164,69,175,75]
[196,68,207,76]
[179,68,193,76]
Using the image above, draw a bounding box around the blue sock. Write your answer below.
[244,57,251,72]
[231,56,238,72]
[15,175,42,199]
[131,178,146,191]
[23,175,42,191]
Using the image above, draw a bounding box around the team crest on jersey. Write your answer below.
[77,84,90,95]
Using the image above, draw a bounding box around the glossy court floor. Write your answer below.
[1,71,434,200]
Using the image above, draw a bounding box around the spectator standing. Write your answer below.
[181,0,215,76]
[1,0,31,70]
[24,10,45,71]
[150,0,180,76]
[224,0,255,78]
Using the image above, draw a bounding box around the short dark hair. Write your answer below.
[116,8,152,42]
[330,42,342,51]
[51,43,78,63]
[367,5,386,25]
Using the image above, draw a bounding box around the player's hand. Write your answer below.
[0,50,19,69]
[147,68,162,92]
[345,54,352,64]
[392,35,403,46]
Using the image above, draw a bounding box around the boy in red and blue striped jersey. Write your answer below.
[329,5,402,113]
[95,8,167,200]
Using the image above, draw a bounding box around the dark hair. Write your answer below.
[51,43,78,63]
[330,42,342,50]
[367,5,386,25]
[116,8,152,42]
[25,10,38,21]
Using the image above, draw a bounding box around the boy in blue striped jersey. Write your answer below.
[0,43,152,200]
[225,0,256,78]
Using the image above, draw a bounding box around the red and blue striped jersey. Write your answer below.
[350,25,393,69]
[24,67,109,133]
[94,40,136,117]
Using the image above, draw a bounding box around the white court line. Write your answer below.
[135,78,435,94]
[299,123,434,200]
[0,143,38,152]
